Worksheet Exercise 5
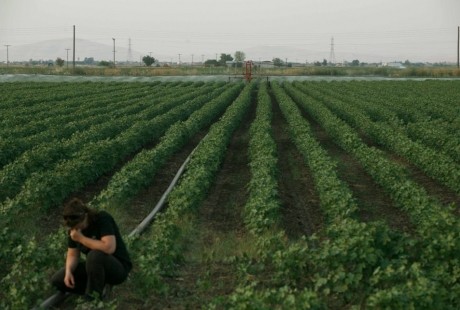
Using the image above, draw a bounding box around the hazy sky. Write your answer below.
[1,0,459,62]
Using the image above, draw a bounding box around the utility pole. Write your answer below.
[65,48,70,69]
[457,26,459,69]
[329,36,336,65]
[4,45,11,67]
[73,25,76,71]
[112,38,116,67]
[128,37,132,63]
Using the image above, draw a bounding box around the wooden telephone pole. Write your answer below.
[73,25,76,71]
[457,26,459,69]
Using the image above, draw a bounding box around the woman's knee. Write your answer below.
[86,250,107,265]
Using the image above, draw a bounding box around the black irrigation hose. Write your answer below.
[35,140,201,309]
[128,149,194,238]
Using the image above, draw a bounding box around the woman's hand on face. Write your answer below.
[69,229,83,242]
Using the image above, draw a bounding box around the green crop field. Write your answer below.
[1,79,459,309]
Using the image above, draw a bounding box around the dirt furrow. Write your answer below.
[150,97,256,309]
[271,93,324,238]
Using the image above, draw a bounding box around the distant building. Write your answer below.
[257,61,275,69]
[384,62,405,69]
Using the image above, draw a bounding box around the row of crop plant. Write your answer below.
[1,81,458,308]
[285,82,456,232]
[0,89,173,200]
[283,81,460,307]
[91,82,244,208]
[0,83,235,308]
[214,82,373,307]
[131,82,254,304]
[220,81,459,308]
[2,84,247,305]
[242,81,281,233]
[1,84,228,217]
[0,82,139,111]
[0,82,72,105]
[220,81,330,308]
[219,82,398,308]
[0,82,150,136]
[0,83,228,284]
[0,83,163,167]
[0,82,245,308]
[294,82,460,195]
[365,81,459,161]
[351,80,460,123]
[309,81,460,164]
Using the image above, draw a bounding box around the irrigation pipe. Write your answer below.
[128,148,194,238]
[35,139,201,309]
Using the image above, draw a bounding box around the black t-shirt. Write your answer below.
[68,211,132,272]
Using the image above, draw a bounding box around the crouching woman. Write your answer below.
[51,198,132,300]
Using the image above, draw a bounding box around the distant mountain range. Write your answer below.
[1,39,449,64]
[1,39,147,63]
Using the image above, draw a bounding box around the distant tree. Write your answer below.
[351,59,360,66]
[83,57,95,65]
[322,59,328,66]
[273,58,284,67]
[98,60,111,67]
[234,51,246,62]
[314,61,322,66]
[55,57,65,67]
[204,59,219,66]
[219,53,233,66]
[142,55,156,67]
[404,59,411,66]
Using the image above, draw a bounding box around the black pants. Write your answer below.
[51,250,129,298]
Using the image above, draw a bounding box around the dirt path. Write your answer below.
[271,92,324,239]
[147,97,256,309]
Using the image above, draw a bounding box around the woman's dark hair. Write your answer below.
[63,198,98,228]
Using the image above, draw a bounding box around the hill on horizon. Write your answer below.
[1,38,147,63]
[1,39,453,65]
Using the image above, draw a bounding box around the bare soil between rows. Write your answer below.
[145,91,257,309]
